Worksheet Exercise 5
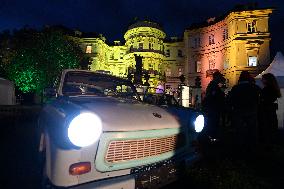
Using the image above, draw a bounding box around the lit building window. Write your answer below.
[209,34,215,45]
[223,59,229,69]
[110,53,114,60]
[129,45,133,52]
[195,61,201,73]
[194,38,198,48]
[209,59,215,70]
[166,49,170,57]
[247,21,256,33]
[178,50,183,57]
[166,68,171,76]
[194,37,201,48]
[248,56,257,66]
[223,29,228,41]
[178,68,183,76]
[86,45,92,53]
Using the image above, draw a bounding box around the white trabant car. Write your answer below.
[38,69,205,189]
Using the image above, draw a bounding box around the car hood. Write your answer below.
[66,96,181,132]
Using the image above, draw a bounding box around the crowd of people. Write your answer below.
[202,70,282,156]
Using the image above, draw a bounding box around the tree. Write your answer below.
[36,30,82,88]
[6,48,45,93]
[0,30,13,78]
[1,27,83,94]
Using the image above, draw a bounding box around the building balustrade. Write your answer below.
[126,48,165,55]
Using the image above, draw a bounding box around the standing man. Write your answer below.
[228,71,261,156]
[259,73,282,149]
[203,71,226,140]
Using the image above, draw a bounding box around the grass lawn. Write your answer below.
[185,134,284,189]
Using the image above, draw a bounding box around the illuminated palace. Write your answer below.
[79,21,184,92]
[79,7,273,91]
[185,8,273,90]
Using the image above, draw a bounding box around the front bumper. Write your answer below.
[69,152,200,189]
[71,174,135,189]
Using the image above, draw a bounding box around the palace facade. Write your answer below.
[79,7,273,92]
[185,8,273,90]
[79,21,185,92]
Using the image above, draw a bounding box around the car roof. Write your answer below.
[62,69,130,83]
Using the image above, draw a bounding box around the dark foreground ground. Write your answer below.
[1,106,41,189]
[1,106,284,189]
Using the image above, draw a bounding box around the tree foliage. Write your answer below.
[8,48,45,93]
[0,27,83,93]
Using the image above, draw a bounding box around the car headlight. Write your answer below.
[194,115,204,133]
[68,113,102,147]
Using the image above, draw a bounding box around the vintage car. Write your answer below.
[38,69,205,189]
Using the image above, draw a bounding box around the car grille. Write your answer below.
[105,134,185,163]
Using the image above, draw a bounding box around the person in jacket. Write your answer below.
[203,71,226,139]
[259,73,282,148]
[228,71,261,156]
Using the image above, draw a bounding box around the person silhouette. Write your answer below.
[203,71,226,139]
[259,73,282,149]
[228,71,261,156]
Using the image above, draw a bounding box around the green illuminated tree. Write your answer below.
[7,49,45,93]
[1,27,83,94]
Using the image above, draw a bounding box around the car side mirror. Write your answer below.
[44,87,57,98]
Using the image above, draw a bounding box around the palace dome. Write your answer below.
[128,20,163,31]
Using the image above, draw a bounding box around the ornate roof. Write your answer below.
[128,20,163,31]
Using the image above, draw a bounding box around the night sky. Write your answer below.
[1,0,283,57]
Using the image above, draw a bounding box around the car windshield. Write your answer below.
[62,71,138,100]
[143,87,179,106]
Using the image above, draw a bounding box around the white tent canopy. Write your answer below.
[256,51,284,80]
[255,51,284,88]
[255,51,284,129]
